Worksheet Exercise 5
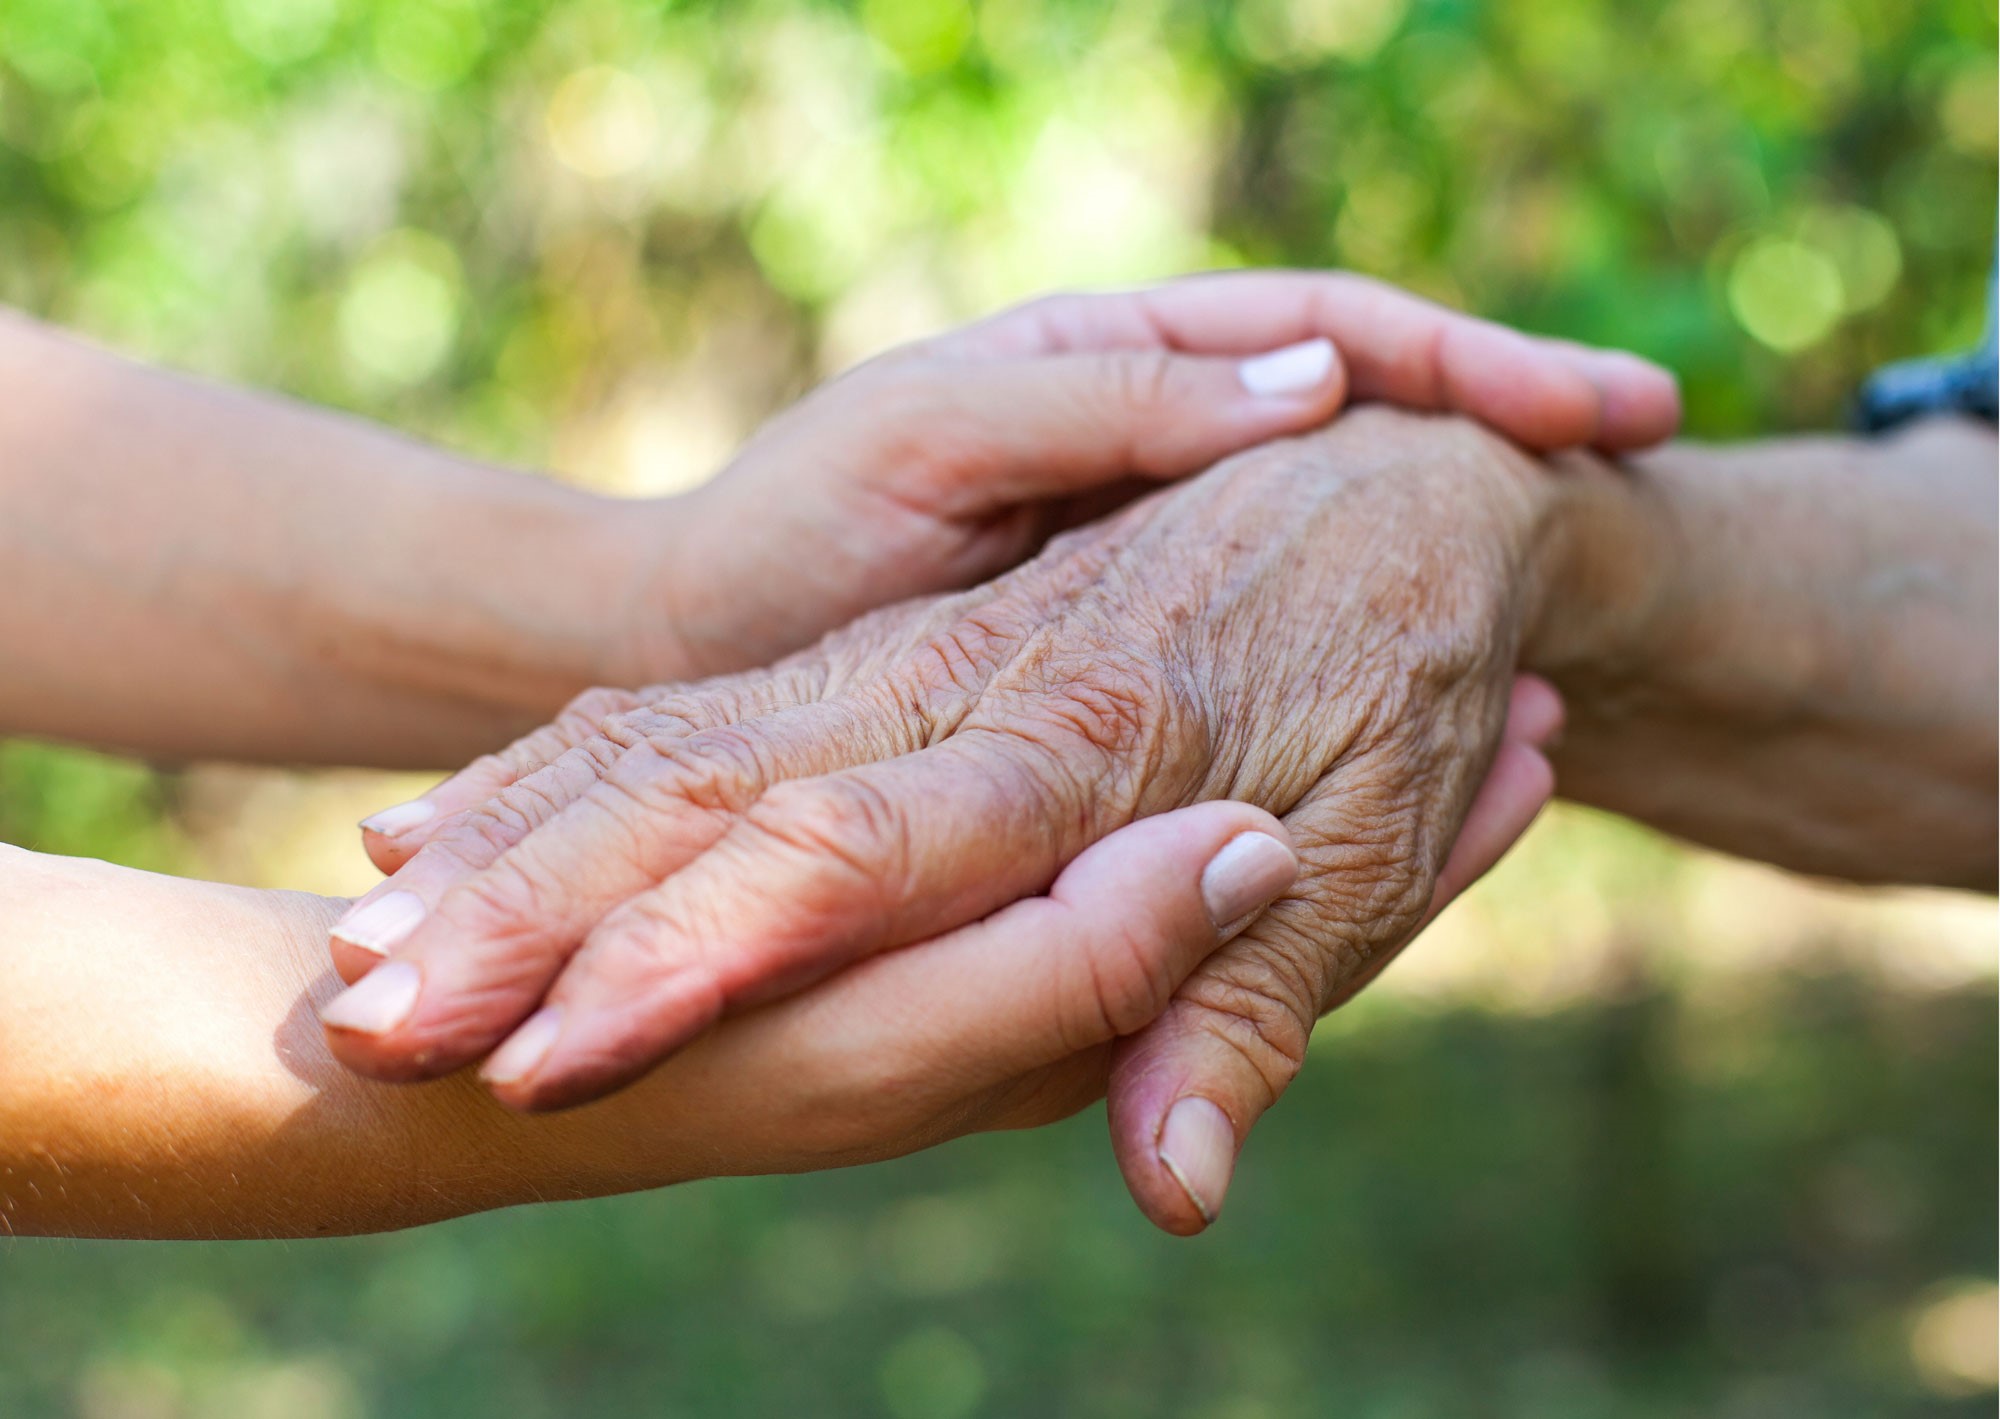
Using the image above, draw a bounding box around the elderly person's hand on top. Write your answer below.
[321,390,1672,1222]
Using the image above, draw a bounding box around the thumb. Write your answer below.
[863,337,1349,518]
[1107,674,1563,1236]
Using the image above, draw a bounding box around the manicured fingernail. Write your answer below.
[481,1007,563,1087]
[320,961,421,1035]
[359,800,436,837]
[330,890,426,957]
[1238,337,1334,397]
[1157,1096,1237,1225]
[1200,831,1297,926]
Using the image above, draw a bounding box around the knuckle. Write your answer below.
[977,647,1188,820]
[422,789,549,874]
[1100,349,1177,426]
[449,848,571,945]
[587,893,711,982]
[1014,290,1090,347]
[748,776,911,903]
[909,611,1015,706]
[957,719,1098,840]
[558,686,640,735]
[602,694,717,752]
[846,360,946,455]
[1046,660,1164,760]
[1295,823,1433,949]
[1175,946,1321,1106]
[1239,813,1435,1006]
[632,722,777,816]
[572,732,629,780]
[1078,917,1179,1045]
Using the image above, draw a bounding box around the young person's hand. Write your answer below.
[602,270,1678,692]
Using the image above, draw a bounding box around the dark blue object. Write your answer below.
[1855,242,1998,431]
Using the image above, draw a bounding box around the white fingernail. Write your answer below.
[1200,831,1298,926]
[330,890,426,957]
[1157,1096,1237,1225]
[481,1007,563,1086]
[320,961,422,1036]
[1238,337,1335,397]
[360,800,436,837]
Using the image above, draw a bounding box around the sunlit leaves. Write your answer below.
[1728,235,1844,353]
[338,228,463,387]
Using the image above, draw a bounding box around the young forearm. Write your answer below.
[1529,416,1998,887]
[0,310,687,767]
[0,846,699,1238]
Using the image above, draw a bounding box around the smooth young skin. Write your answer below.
[334,409,1995,1234]
[0,273,1676,766]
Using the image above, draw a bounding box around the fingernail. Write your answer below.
[1238,337,1334,397]
[359,800,436,837]
[1157,1096,1237,1225]
[320,961,422,1036]
[329,890,426,957]
[481,1007,563,1087]
[1200,831,1297,926]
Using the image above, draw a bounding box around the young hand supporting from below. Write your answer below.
[0,803,1293,1237]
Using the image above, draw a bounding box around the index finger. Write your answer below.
[931,271,1681,452]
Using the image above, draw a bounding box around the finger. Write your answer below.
[1106,724,1557,1237]
[475,723,1140,1111]
[1502,671,1564,749]
[334,666,828,988]
[857,340,1347,520]
[358,687,643,875]
[634,804,1299,1166]
[333,729,647,987]
[1545,340,1685,451]
[319,691,923,1081]
[500,806,1299,1121]
[1421,320,1683,454]
[933,271,1681,453]
[1413,739,1554,931]
[1401,672,1562,926]
[356,660,822,879]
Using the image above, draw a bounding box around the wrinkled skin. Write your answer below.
[323,409,1574,1226]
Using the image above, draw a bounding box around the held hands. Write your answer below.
[324,403,1628,1230]
[325,270,1678,1229]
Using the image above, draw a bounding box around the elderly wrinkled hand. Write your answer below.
[320,403,1623,1222]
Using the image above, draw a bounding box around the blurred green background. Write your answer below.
[1,0,1994,1415]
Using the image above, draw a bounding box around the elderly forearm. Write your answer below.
[0,309,685,767]
[0,846,705,1238]
[1527,416,1998,887]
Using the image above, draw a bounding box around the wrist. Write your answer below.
[1295,407,1669,674]
[1515,445,1681,683]
[569,489,705,689]
[356,467,698,719]
[218,881,697,1230]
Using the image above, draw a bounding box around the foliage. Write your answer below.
[0,1,1994,1415]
